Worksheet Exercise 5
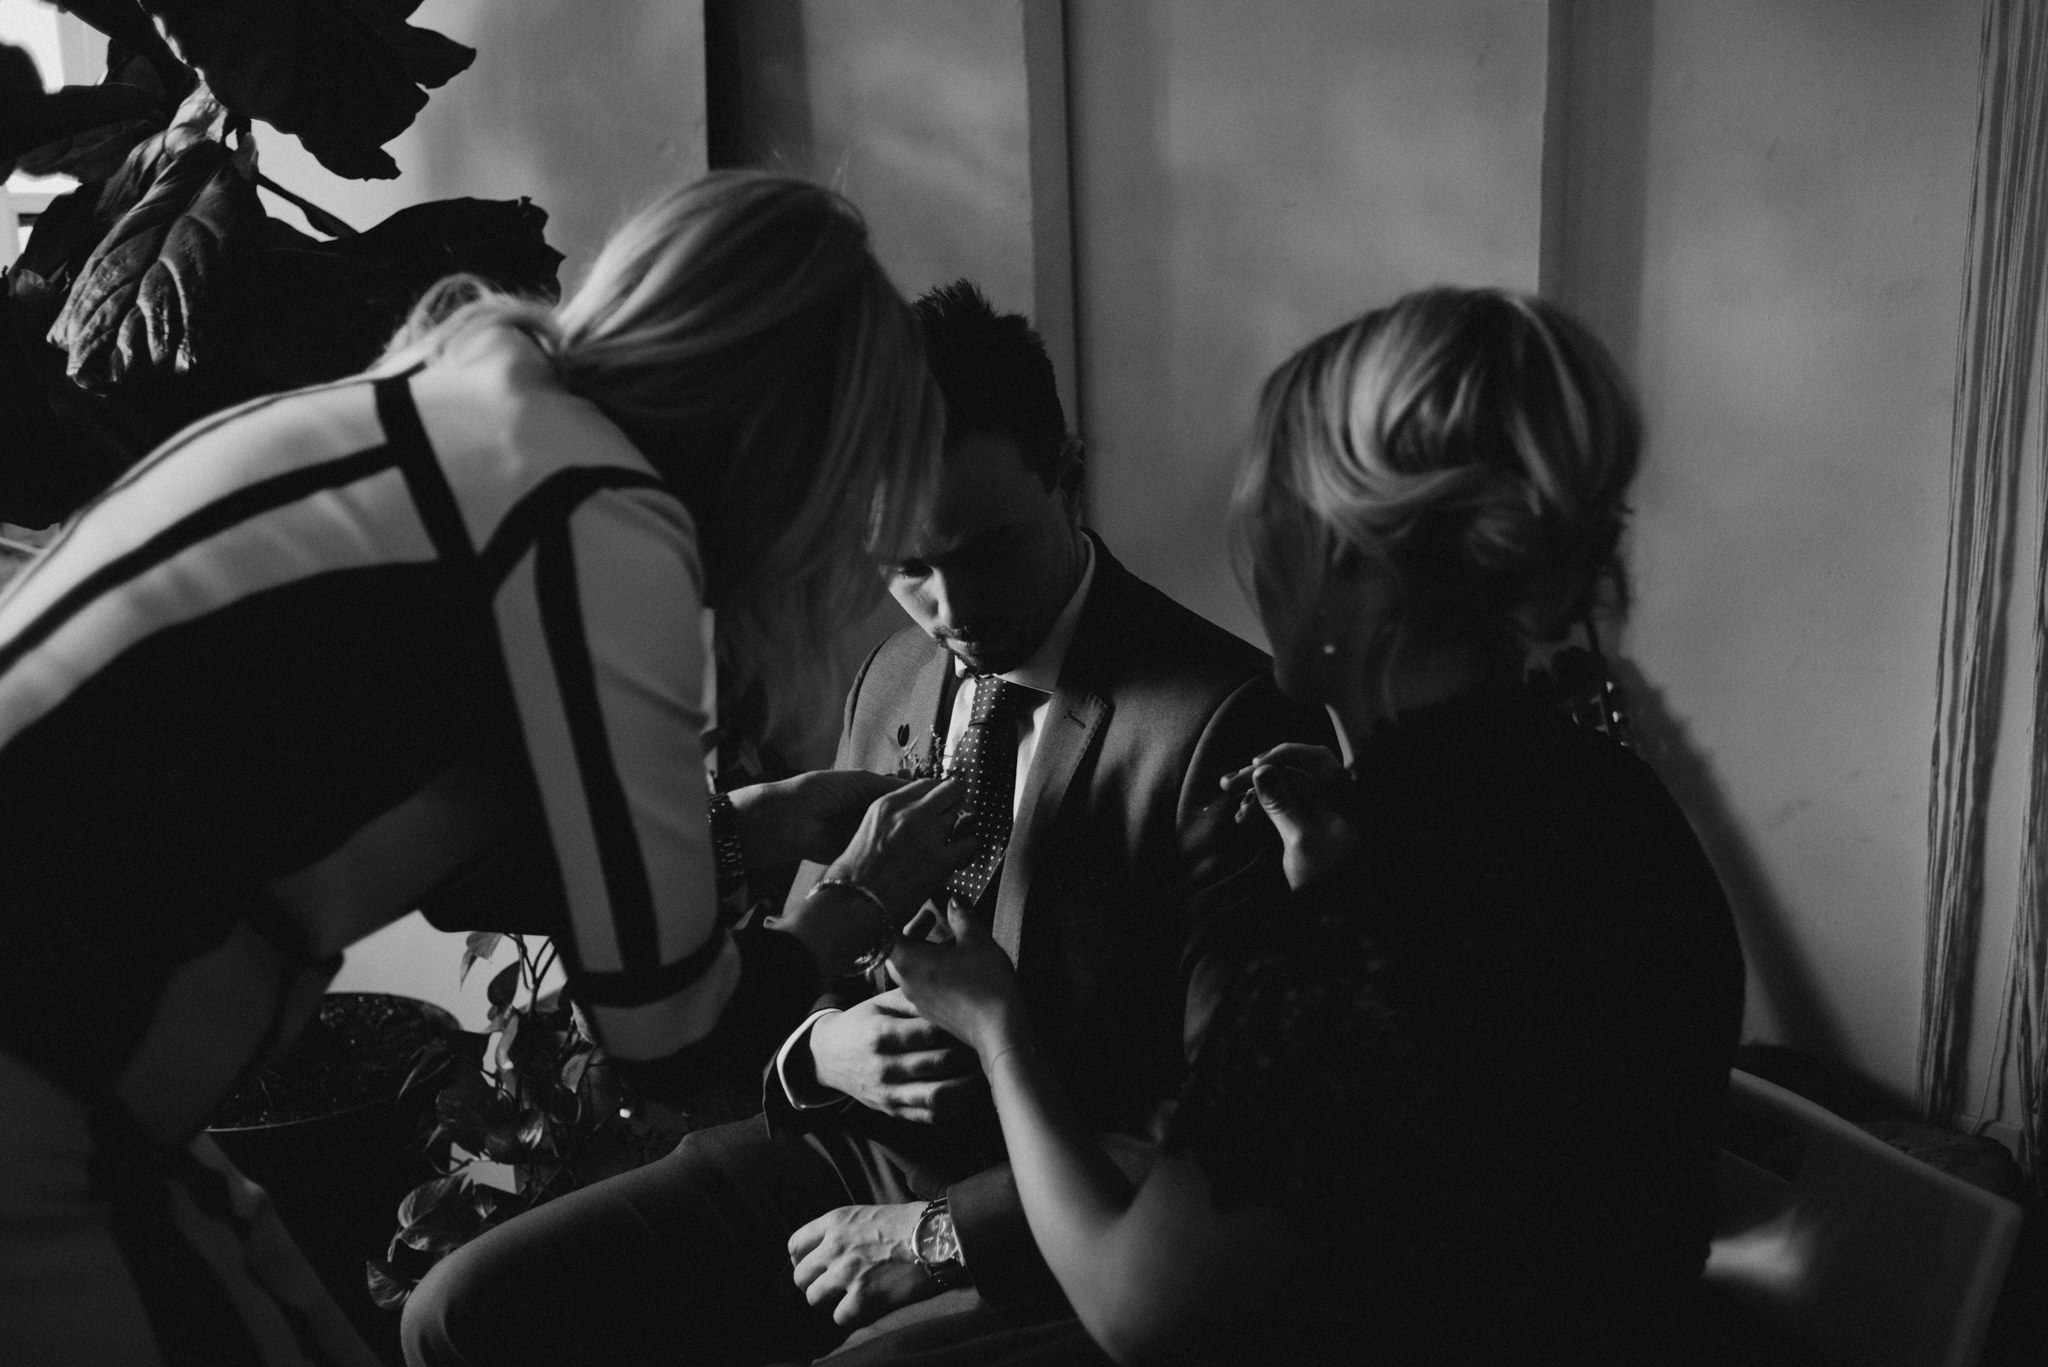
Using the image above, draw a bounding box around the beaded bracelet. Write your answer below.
[806,877,896,971]
[706,791,748,896]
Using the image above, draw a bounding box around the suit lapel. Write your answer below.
[993,686,1107,959]
[895,649,952,771]
[991,537,1127,961]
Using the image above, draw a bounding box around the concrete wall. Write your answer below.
[1068,0,1550,646]
[1546,0,1984,1110]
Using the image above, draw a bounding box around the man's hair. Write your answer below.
[913,280,1069,488]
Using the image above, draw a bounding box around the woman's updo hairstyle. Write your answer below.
[381,171,944,751]
[1233,287,1641,667]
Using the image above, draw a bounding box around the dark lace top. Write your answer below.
[1166,691,1745,1363]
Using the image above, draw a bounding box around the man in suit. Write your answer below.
[402,283,1329,1367]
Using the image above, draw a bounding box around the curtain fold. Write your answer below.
[1921,0,2048,1143]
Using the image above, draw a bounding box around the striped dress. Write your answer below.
[0,327,775,1364]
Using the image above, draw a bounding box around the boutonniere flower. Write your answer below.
[894,723,945,779]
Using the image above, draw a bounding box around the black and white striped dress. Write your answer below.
[0,328,769,1364]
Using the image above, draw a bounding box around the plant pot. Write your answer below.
[209,992,464,1366]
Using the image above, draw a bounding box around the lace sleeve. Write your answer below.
[1165,865,1417,1238]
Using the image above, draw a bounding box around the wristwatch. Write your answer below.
[912,1196,970,1289]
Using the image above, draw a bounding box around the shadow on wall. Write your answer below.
[1545,0,1653,369]
[1612,656,1862,1077]
[705,0,811,172]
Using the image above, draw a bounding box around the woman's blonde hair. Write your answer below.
[1232,287,1641,681]
[381,171,944,752]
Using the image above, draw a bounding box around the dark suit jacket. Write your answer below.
[767,534,1332,1305]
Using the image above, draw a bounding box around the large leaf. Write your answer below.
[12,41,197,185]
[0,80,163,167]
[325,196,564,300]
[48,128,262,389]
[0,286,138,526]
[8,183,106,326]
[141,0,474,180]
[53,0,186,84]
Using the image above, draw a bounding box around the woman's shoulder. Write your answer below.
[408,326,657,482]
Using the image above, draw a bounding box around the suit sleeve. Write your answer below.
[949,670,1335,1308]
[760,638,892,1129]
[492,482,817,1100]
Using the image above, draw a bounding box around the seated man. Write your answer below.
[401,282,1331,1367]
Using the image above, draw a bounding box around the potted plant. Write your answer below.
[209,990,467,1365]
[369,933,689,1310]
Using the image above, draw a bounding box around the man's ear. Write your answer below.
[1054,438,1085,516]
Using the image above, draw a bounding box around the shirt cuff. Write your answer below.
[773,1008,853,1110]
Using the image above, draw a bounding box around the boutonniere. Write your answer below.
[894,723,945,779]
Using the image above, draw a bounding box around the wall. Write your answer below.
[706,0,1073,754]
[1067,0,1550,646]
[1548,0,1985,1109]
[320,0,707,1028]
[1069,0,1993,1117]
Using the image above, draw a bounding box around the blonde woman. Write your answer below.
[0,171,970,1365]
[886,288,1745,1366]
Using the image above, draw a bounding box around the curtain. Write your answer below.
[1922,0,2048,1173]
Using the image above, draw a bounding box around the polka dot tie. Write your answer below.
[944,675,1034,905]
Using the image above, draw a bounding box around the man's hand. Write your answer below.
[728,770,905,868]
[806,988,983,1123]
[788,1201,937,1327]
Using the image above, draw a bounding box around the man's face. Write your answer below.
[884,432,1083,676]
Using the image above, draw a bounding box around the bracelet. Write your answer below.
[985,1041,1035,1072]
[805,877,896,971]
[706,791,747,896]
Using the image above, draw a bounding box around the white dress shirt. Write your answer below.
[775,536,1098,1108]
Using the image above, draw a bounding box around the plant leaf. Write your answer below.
[55,0,187,83]
[324,196,564,300]
[559,1044,593,1095]
[10,183,107,326]
[0,39,165,171]
[458,931,502,986]
[485,959,521,1012]
[430,1067,511,1150]
[397,1038,453,1098]
[364,1257,413,1310]
[49,133,262,390]
[140,0,475,181]
[13,113,161,184]
[394,1171,468,1230]
[492,1010,521,1073]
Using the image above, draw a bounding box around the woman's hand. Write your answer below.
[726,770,908,868]
[824,776,977,924]
[1219,743,1359,890]
[888,901,1027,1062]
